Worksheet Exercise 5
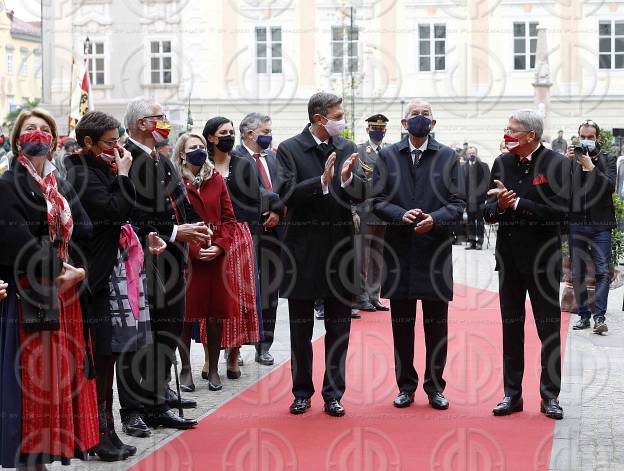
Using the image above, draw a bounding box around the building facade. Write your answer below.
[0,2,41,126]
[42,0,624,161]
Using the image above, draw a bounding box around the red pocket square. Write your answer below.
[532,174,548,185]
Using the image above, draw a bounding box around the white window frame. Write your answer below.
[148,39,174,85]
[34,49,42,80]
[417,23,446,72]
[255,26,283,75]
[331,24,359,75]
[512,21,538,71]
[19,48,28,77]
[6,49,14,75]
[87,40,106,86]
[7,95,17,113]
[598,19,624,70]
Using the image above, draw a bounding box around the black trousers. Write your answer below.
[389,299,448,395]
[466,210,485,246]
[257,231,281,353]
[288,298,351,401]
[498,267,561,400]
[118,258,185,416]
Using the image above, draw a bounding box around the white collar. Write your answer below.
[243,142,265,158]
[43,159,55,178]
[409,137,428,154]
[311,130,329,146]
[128,137,154,156]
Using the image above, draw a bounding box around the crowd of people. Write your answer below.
[0,91,617,469]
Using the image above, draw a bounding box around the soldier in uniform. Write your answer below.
[352,114,390,312]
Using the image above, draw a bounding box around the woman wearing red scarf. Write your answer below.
[0,108,98,470]
[65,111,166,461]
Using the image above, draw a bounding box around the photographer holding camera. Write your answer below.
[567,119,616,334]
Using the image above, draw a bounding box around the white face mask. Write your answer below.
[322,118,346,137]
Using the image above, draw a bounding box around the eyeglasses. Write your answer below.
[143,114,168,121]
[504,128,531,136]
[98,138,120,147]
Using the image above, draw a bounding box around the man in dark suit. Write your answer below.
[462,146,490,250]
[118,98,211,435]
[372,100,465,410]
[233,112,286,366]
[566,119,616,334]
[485,109,569,420]
[352,114,390,312]
[276,92,364,417]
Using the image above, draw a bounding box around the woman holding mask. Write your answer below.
[65,111,166,461]
[201,117,260,379]
[0,108,98,470]
[173,133,237,390]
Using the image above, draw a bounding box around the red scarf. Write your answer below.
[17,154,74,262]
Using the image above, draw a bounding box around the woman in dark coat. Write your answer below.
[0,108,98,470]
[202,117,261,378]
[65,111,166,461]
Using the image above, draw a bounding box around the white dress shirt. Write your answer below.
[310,131,353,194]
[408,137,429,164]
[243,143,272,187]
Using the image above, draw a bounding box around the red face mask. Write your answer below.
[503,134,522,153]
[19,130,53,156]
[101,144,123,157]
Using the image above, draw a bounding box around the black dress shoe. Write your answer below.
[121,414,151,438]
[110,430,137,456]
[351,309,361,319]
[144,409,198,430]
[593,318,608,334]
[255,351,275,366]
[289,397,311,415]
[393,391,415,408]
[573,318,591,330]
[165,387,197,409]
[324,399,345,417]
[353,301,376,312]
[180,383,195,393]
[428,392,449,410]
[492,396,523,416]
[90,433,130,462]
[540,398,563,420]
[371,300,389,311]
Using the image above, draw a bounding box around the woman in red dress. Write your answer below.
[173,133,239,390]
[0,108,99,470]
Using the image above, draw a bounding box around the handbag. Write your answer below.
[17,285,60,333]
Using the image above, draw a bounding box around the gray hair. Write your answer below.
[124,97,160,133]
[239,112,272,137]
[404,100,433,119]
[508,109,544,140]
[307,92,342,121]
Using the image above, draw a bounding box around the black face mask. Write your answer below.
[216,135,235,153]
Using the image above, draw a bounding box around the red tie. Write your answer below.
[254,153,272,191]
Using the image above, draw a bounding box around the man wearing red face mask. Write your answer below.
[484,109,570,421]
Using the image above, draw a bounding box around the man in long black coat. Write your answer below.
[485,109,569,420]
[372,100,465,410]
[462,146,491,250]
[276,92,364,417]
[118,98,211,435]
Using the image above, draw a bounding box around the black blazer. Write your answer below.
[276,124,365,300]
[569,151,616,228]
[65,153,136,354]
[0,160,92,285]
[372,135,465,301]
[484,145,570,275]
[461,159,491,213]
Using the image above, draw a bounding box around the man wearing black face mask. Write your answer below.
[352,114,390,313]
[372,100,465,411]
[232,112,285,365]
[566,120,616,334]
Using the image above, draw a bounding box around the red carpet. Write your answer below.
[131,284,570,471]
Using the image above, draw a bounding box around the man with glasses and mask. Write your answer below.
[485,109,570,420]
[119,98,211,436]
[276,92,365,418]
[566,120,616,334]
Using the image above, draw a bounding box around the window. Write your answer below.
[7,96,17,113]
[19,48,28,77]
[255,27,282,74]
[6,50,13,75]
[513,22,538,70]
[150,40,172,84]
[34,50,41,79]
[418,24,446,72]
[87,41,105,85]
[599,20,624,69]
[331,25,359,74]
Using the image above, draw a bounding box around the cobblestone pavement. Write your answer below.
[47,241,623,471]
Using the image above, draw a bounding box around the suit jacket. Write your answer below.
[484,145,569,276]
[276,124,365,300]
[221,153,262,238]
[372,135,465,302]
[461,158,491,213]
[569,151,616,228]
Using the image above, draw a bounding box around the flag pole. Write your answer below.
[68,55,75,135]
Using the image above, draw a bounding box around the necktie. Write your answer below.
[412,149,422,167]
[254,153,272,191]
[318,142,333,159]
